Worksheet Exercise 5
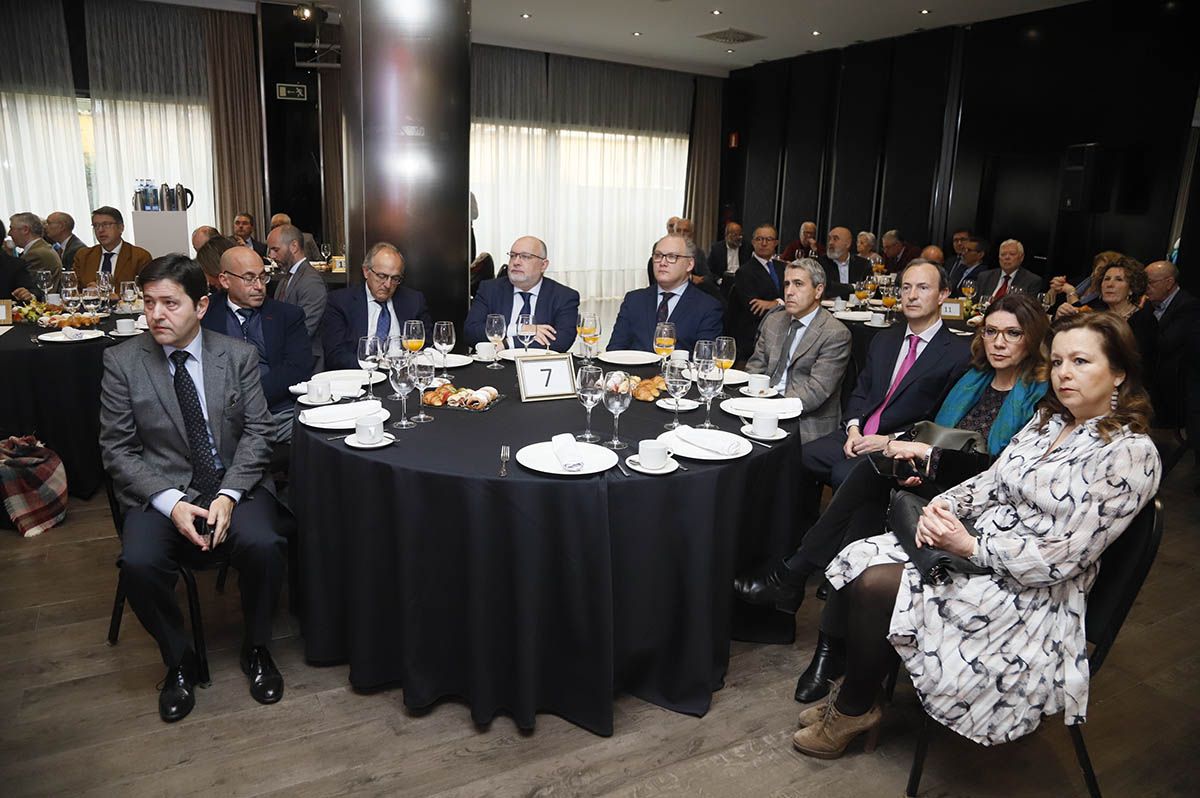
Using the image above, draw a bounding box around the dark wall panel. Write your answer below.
[737,60,790,233]
[825,44,891,233]
[779,52,838,242]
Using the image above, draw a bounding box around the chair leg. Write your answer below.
[1068,724,1102,798]
[906,713,932,797]
[884,658,901,702]
[215,563,229,594]
[106,570,126,646]
[179,567,211,687]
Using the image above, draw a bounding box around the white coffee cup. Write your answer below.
[752,411,779,438]
[834,297,847,311]
[115,318,136,334]
[306,380,332,404]
[747,373,770,396]
[870,312,886,325]
[669,349,689,362]
[45,292,62,305]
[355,415,384,444]
[638,439,669,470]
[476,342,496,359]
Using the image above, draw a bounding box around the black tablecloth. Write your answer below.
[0,317,126,498]
[291,359,804,735]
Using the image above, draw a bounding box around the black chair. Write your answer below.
[903,498,1163,798]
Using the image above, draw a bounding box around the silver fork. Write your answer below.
[499,444,510,477]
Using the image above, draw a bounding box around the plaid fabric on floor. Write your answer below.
[0,436,68,538]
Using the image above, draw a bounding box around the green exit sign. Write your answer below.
[276,83,307,101]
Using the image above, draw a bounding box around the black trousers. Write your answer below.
[799,429,863,488]
[119,485,285,667]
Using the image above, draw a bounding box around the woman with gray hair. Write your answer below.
[856,231,881,267]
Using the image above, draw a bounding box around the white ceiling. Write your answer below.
[470,0,1082,77]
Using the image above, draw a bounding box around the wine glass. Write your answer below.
[120,280,137,305]
[960,279,976,301]
[60,270,78,291]
[577,311,600,366]
[62,287,81,314]
[320,242,332,261]
[389,357,416,429]
[383,337,408,399]
[402,319,425,356]
[663,359,692,430]
[714,336,736,399]
[357,336,383,399]
[602,370,632,450]
[653,321,676,368]
[694,359,723,430]
[865,275,878,298]
[97,271,114,312]
[410,356,435,423]
[33,269,53,298]
[81,286,100,317]
[854,281,869,306]
[517,312,535,354]
[693,339,715,364]
[485,313,506,369]
[1036,292,1053,312]
[433,321,456,379]
[576,365,603,442]
[881,286,899,324]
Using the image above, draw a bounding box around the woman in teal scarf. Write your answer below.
[734,293,1050,704]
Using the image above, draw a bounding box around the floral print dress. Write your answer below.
[826,414,1161,745]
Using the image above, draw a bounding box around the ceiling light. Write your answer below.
[712,9,722,14]
[633,31,642,37]
[921,8,930,14]
[520,12,531,19]
[293,3,326,23]
[812,30,821,36]
[726,48,735,53]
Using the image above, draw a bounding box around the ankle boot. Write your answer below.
[732,559,809,614]
[791,698,882,759]
[794,632,846,703]
[797,679,842,727]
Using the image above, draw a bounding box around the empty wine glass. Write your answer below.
[433,320,456,379]
[97,272,114,312]
[602,370,632,450]
[389,357,416,429]
[62,286,81,314]
[577,310,600,365]
[485,313,506,369]
[33,269,53,297]
[663,359,692,430]
[320,242,332,261]
[383,337,408,399]
[402,319,425,355]
[357,336,383,399]
[576,364,603,442]
[410,356,435,423]
[120,281,137,305]
[81,286,100,317]
[714,336,736,398]
[517,312,535,354]
[60,270,78,291]
[694,359,723,430]
[653,321,676,368]
[693,339,715,364]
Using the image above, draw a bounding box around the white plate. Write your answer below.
[514,441,618,476]
[657,429,752,461]
[820,300,837,308]
[299,406,391,431]
[681,367,749,386]
[37,329,106,343]
[739,386,779,398]
[345,432,396,450]
[598,349,663,366]
[297,392,368,406]
[311,369,387,386]
[719,397,803,421]
[863,321,891,328]
[655,397,700,412]
[428,352,473,368]
[109,329,143,337]
[626,455,680,475]
[950,329,974,337]
[833,310,873,322]
[741,424,789,442]
[498,347,555,361]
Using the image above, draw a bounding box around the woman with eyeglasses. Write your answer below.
[735,294,1051,701]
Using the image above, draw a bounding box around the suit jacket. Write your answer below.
[706,240,751,283]
[781,240,825,261]
[54,234,86,271]
[19,238,62,286]
[0,251,35,300]
[816,254,872,299]
[745,307,853,443]
[845,323,972,434]
[73,241,151,287]
[246,237,268,259]
[730,256,786,354]
[976,267,1042,298]
[948,260,987,293]
[464,276,580,353]
[322,284,433,370]
[1150,289,1200,427]
[608,283,724,354]
[200,293,314,411]
[274,259,328,369]
[884,243,922,274]
[99,329,275,513]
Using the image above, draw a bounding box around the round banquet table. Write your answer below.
[291,356,806,736]
[0,316,129,498]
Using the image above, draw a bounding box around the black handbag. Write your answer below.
[886,489,990,586]
[903,420,986,453]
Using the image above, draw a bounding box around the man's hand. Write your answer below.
[850,433,891,456]
[207,495,236,547]
[12,287,33,302]
[749,298,777,316]
[531,324,558,347]
[843,427,862,458]
[169,500,212,551]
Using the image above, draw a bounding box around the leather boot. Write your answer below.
[732,559,809,614]
[797,679,841,727]
[794,632,846,703]
[791,698,882,759]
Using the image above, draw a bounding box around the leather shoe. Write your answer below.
[794,632,846,703]
[240,645,284,704]
[732,559,808,614]
[158,653,197,723]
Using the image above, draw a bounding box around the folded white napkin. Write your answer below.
[298,399,382,426]
[290,379,362,398]
[726,397,803,417]
[551,433,584,472]
[62,326,84,340]
[675,425,743,455]
[135,314,149,329]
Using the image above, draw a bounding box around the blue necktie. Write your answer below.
[767,260,780,293]
[101,251,113,276]
[519,291,532,319]
[236,308,268,361]
[375,300,391,339]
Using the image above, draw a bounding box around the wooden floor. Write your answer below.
[2,462,1198,798]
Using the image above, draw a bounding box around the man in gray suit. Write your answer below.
[745,258,852,443]
[8,212,62,286]
[44,211,86,270]
[100,255,286,723]
[268,223,326,370]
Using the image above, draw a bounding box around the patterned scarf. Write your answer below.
[935,367,1048,455]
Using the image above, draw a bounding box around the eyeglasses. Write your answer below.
[651,252,694,265]
[366,266,403,285]
[507,251,546,263]
[92,221,118,230]
[752,236,778,243]
[222,270,271,286]
[982,326,1024,342]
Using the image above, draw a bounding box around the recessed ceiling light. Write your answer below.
[712,9,722,14]
[726,48,735,53]
[520,13,531,20]
[632,31,642,37]
[812,30,821,36]
[921,8,930,14]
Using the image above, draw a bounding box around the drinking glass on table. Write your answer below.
[60,270,78,291]
[62,286,80,313]
[383,337,408,399]
[865,275,878,298]
[409,356,435,423]
[357,336,383,399]
[433,321,456,379]
[96,272,114,312]
[693,339,715,364]
[33,269,53,297]
[662,359,692,430]
[516,312,535,354]
[881,286,899,324]
[575,364,603,442]
[484,313,506,369]
[694,359,723,430]
[960,279,976,301]
[653,321,676,367]
[714,335,736,398]
[320,242,332,261]
[854,281,869,305]
[402,319,425,355]
[602,370,632,450]
[120,281,137,305]
[577,311,600,366]
[81,286,100,317]
[389,357,416,430]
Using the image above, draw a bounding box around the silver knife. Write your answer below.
[616,459,632,477]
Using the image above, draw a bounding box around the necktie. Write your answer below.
[656,291,674,323]
[375,300,391,339]
[863,334,921,435]
[994,274,1010,300]
[236,308,267,360]
[767,261,781,293]
[169,350,224,508]
[101,251,113,276]
[52,242,62,253]
[769,318,803,386]
[519,291,533,318]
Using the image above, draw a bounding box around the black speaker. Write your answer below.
[1060,143,1107,212]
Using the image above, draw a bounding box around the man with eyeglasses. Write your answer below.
[322,242,432,370]
[72,206,151,288]
[609,233,723,353]
[201,246,311,442]
[944,228,972,281]
[464,235,579,352]
[730,223,787,355]
[268,223,327,370]
[948,236,988,294]
[8,212,63,287]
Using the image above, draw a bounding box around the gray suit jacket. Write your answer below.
[99,329,275,512]
[275,259,327,370]
[746,307,853,443]
[976,267,1041,299]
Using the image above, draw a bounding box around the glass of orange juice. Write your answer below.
[402,319,425,353]
[714,335,736,398]
[577,310,600,365]
[654,321,676,367]
[881,286,898,324]
[854,281,869,304]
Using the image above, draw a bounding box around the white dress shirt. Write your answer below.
[772,305,819,393]
[506,278,543,346]
[100,240,123,271]
[846,320,943,431]
[1153,285,1180,320]
[831,255,850,285]
[726,244,741,274]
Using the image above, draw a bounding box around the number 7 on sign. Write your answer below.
[541,368,553,387]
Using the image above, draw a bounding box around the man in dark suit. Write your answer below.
[233,212,268,259]
[0,220,36,301]
[100,255,287,723]
[781,220,825,262]
[706,221,749,289]
[322,242,432,370]
[73,207,152,287]
[800,259,972,488]
[975,239,1042,300]
[943,227,972,281]
[609,234,723,353]
[816,226,871,299]
[880,229,921,274]
[269,223,327,370]
[201,246,313,442]
[730,224,787,355]
[44,212,86,271]
[947,235,988,294]
[465,236,579,352]
[1145,260,1200,429]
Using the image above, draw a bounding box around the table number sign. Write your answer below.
[0,300,11,325]
[516,353,577,402]
[940,299,965,320]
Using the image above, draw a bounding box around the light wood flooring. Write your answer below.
[1,461,1198,797]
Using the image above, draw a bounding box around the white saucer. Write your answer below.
[740,424,788,442]
[109,329,143,337]
[739,386,779,398]
[863,321,891,328]
[296,395,336,407]
[655,397,699,412]
[625,455,680,475]
[471,353,501,363]
[345,432,396,449]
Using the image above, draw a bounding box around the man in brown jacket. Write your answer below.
[73,206,151,286]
